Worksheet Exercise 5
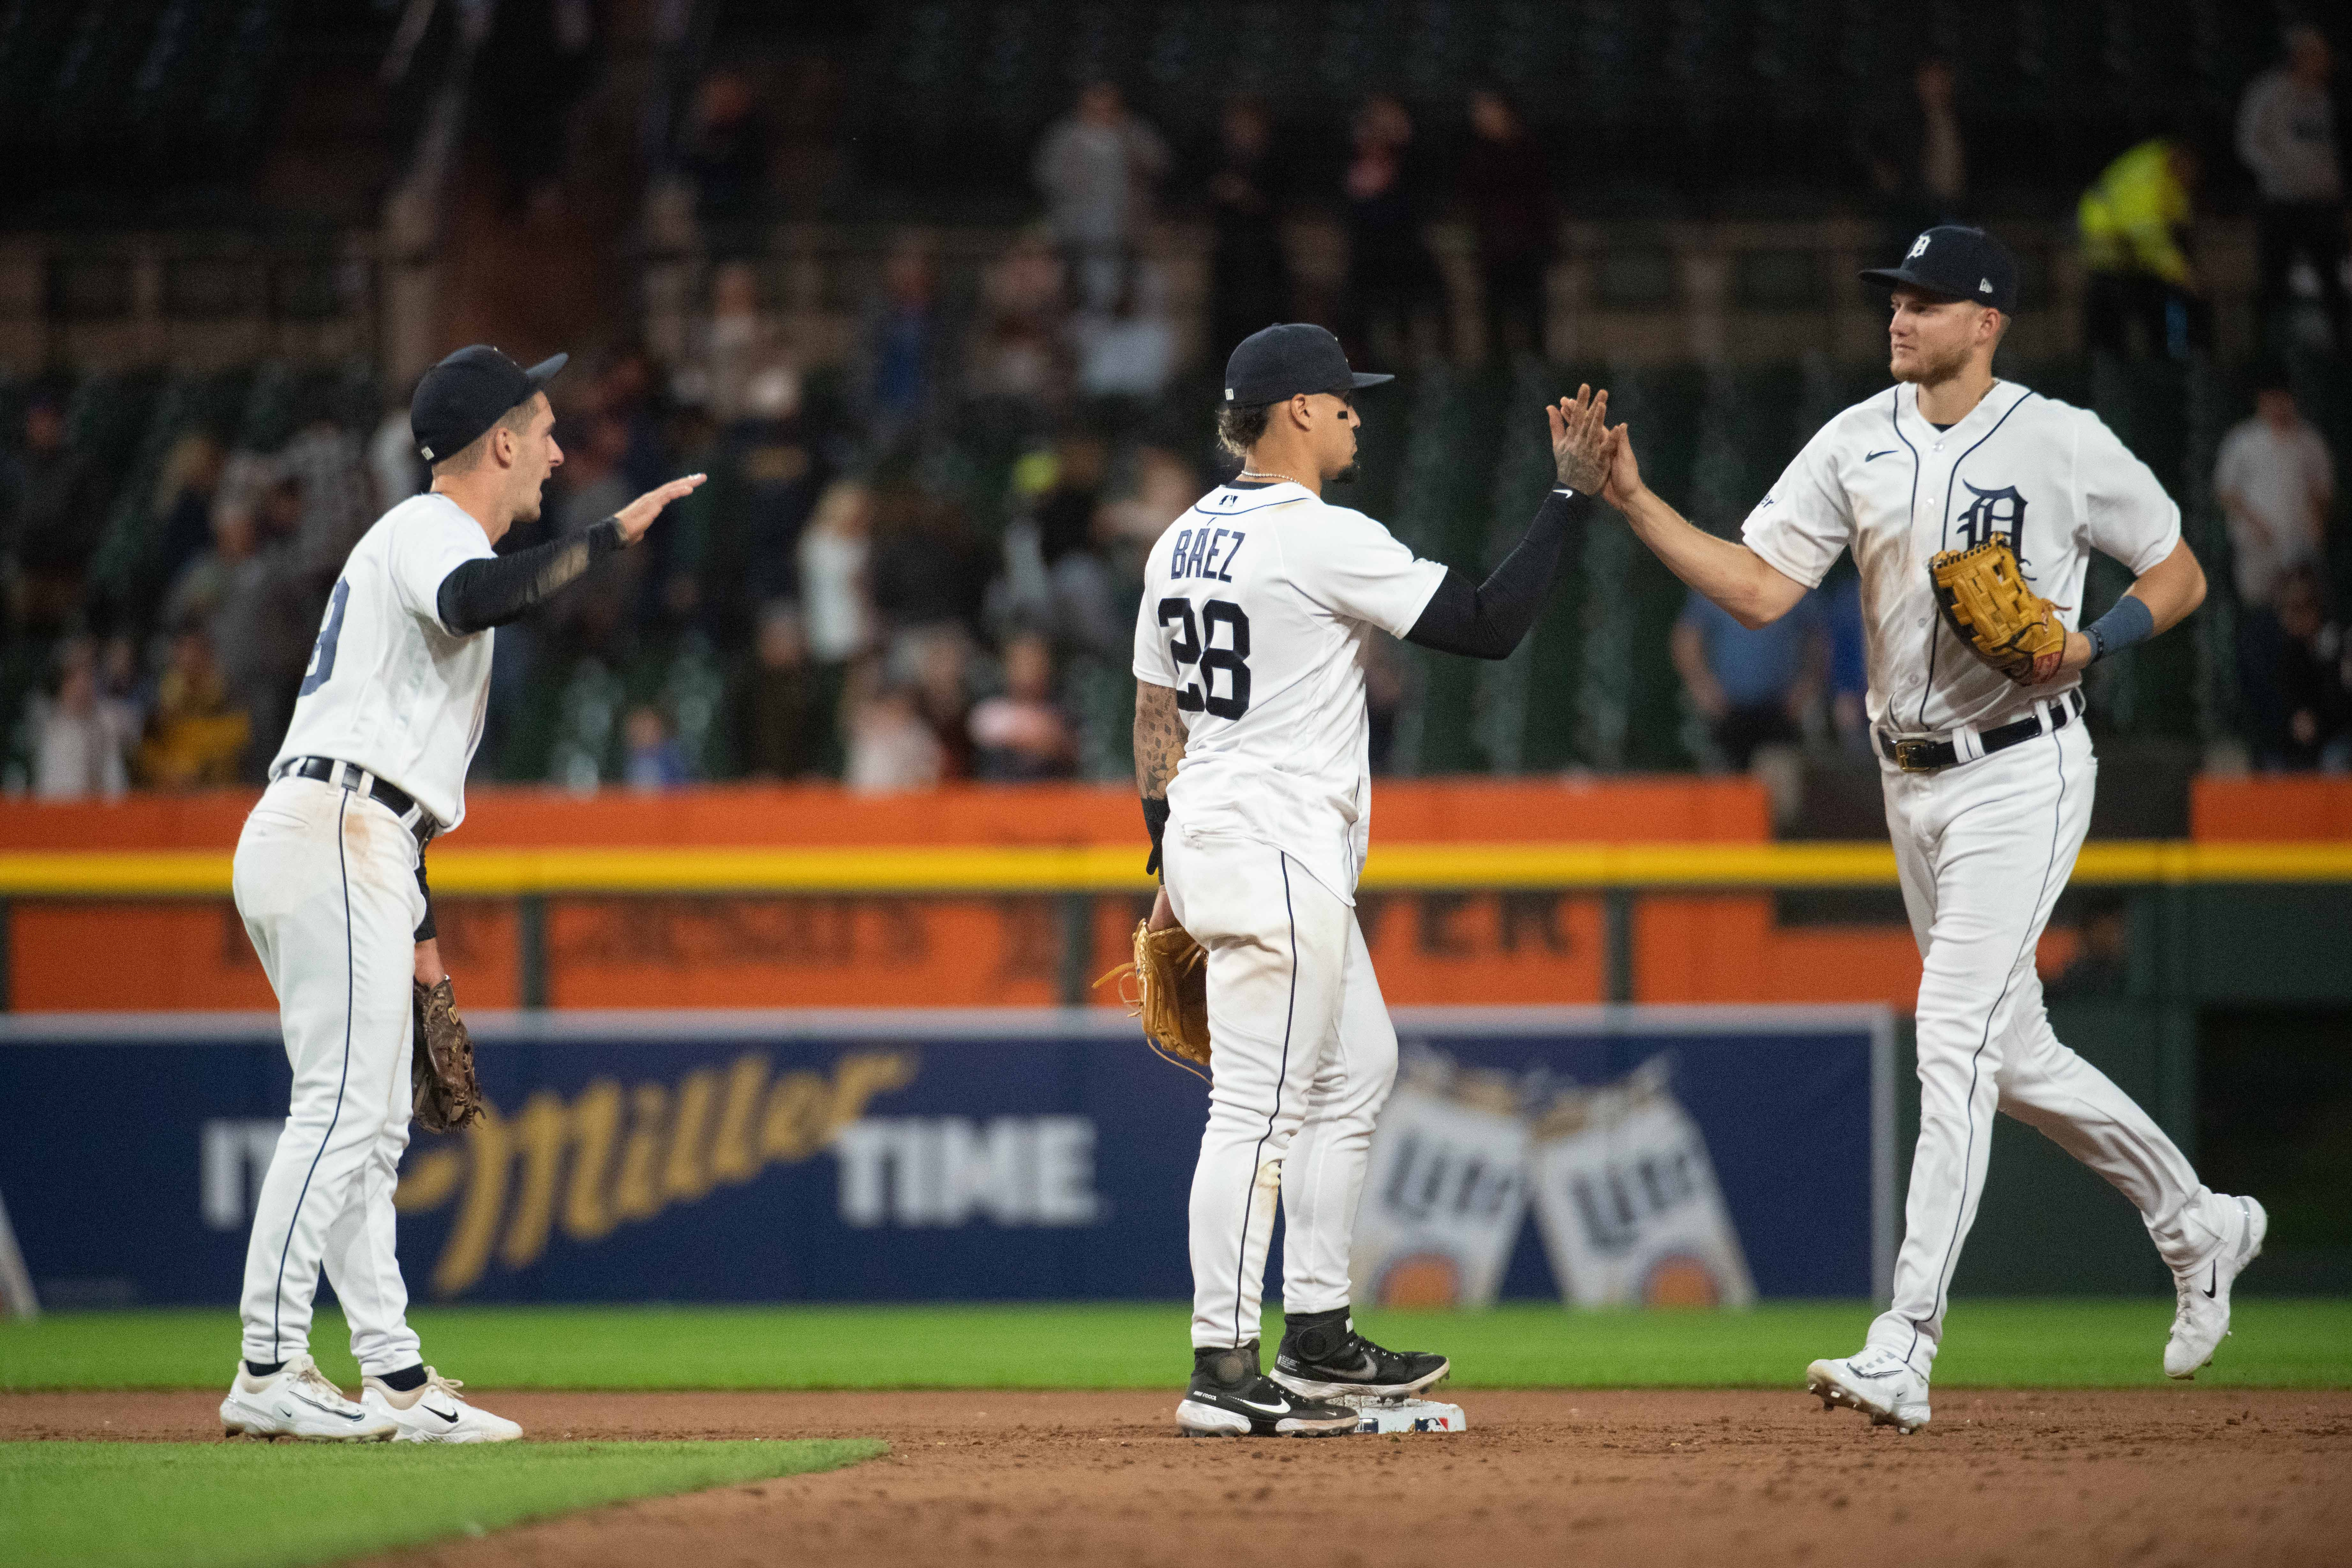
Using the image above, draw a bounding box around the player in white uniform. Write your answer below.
[219,346,702,1442]
[1596,228,2265,1434]
[1132,325,1616,1436]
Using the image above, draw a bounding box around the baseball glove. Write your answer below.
[411,976,483,1132]
[1928,539,2068,684]
[1095,920,1210,1078]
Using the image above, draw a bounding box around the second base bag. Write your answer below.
[1525,1055,1756,1308]
[1347,1050,1530,1308]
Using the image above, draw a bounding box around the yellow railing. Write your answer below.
[0,839,2344,897]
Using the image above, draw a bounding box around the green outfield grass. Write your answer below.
[0,1437,882,1568]
[4,1299,2348,1391]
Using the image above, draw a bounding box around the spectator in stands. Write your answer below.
[1824,570,1871,754]
[1671,586,1826,771]
[213,474,316,780]
[1460,88,1557,363]
[5,395,103,638]
[845,681,944,794]
[2218,373,2335,755]
[695,260,775,425]
[853,232,947,455]
[279,409,373,583]
[2270,565,2352,772]
[898,623,977,780]
[868,489,989,643]
[30,638,135,801]
[136,628,248,791]
[1205,98,1290,357]
[800,480,875,669]
[622,705,691,791]
[146,432,225,618]
[1070,262,1178,402]
[709,361,826,630]
[1343,94,1445,366]
[730,601,832,780]
[2079,137,2209,359]
[1032,81,1171,312]
[682,68,770,249]
[968,228,1073,418]
[970,632,1075,780]
[2237,26,2348,357]
[1863,57,1970,250]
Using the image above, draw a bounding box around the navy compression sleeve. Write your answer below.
[1404,489,1591,660]
[435,517,628,635]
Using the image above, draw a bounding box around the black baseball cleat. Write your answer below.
[1176,1343,1360,1437]
[1269,1307,1450,1400]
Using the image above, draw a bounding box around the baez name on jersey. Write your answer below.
[1166,526,1247,582]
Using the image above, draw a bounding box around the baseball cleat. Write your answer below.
[361,1367,524,1443]
[1805,1348,1931,1435]
[1269,1308,1449,1401]
[1177,1344,1359,1437]
[2165,1195,2266,1380]
[220,1354,396,1442]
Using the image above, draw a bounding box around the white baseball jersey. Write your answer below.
[1743,379,2180,734]
[272,492,497,829]
[1132,480,1445,904]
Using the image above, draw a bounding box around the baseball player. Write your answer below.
[218,346,703,1442]
[1597,227,2263,1434]
[1134,324,1616,1436]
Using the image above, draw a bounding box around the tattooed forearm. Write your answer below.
[1133,680,1186,798]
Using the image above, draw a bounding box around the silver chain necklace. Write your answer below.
[1238,469,1302,486]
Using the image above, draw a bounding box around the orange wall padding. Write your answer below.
[0,777,1772,851]
[2191,777,2352,841]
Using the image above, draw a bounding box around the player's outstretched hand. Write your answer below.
[1600,419,1645,511]
[615,473,708,544]
[1547,385,1613,494]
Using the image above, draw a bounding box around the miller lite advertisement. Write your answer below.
[1349,1051,1532,1309]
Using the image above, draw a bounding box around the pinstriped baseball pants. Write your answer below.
[1868,721,2229,1374]
[1165,830,1400,1352]
[231,776,425,1378]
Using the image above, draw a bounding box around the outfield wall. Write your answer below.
[0,1006,1890,1311]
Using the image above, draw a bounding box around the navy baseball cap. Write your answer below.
[1223,323,1393,406]
[410,345,568,464]
[1860,226,2018,314]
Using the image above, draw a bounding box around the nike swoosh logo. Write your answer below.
[1234,1396,1292,1415]
[428,1405,461,1423]
[284,1394,364,1422]
[1865,449,1897,461]
[2203,1265,2217,1299]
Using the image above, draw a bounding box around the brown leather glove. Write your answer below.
[1096,920,1210,1076]
[1929,539,2068,684]
[411,976,483,1132]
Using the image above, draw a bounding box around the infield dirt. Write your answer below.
[8,1387,2349,1567]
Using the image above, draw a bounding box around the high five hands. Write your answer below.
[616,473,708,544]
[1550,385,1634,498]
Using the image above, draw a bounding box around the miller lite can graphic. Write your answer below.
[1525,1056,1756,1308]
[1347,1049,1529,1309]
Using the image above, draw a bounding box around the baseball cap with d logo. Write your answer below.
[1859,226,2018,314]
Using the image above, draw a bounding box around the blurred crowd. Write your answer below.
[5,22,2350,800]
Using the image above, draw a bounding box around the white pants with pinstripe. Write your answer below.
[231,776,425,1377]
[1166,831,1400,1351]
[1869,720,2227,1374]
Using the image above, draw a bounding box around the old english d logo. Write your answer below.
[1955,482,2028,558]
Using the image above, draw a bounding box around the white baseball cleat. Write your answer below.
[1805,1347,1931,1435]
[361,1367,523,1443]
[2165,1194,2267,1380]
[220,1354,396,1442]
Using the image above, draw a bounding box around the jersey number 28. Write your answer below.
[1158,597,1251,719]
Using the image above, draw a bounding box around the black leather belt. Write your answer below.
[274,756,439,841]
[1878,689,2084,773]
